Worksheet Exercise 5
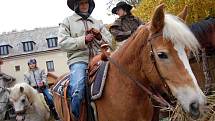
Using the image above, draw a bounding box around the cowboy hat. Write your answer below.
[67,0,95,11]
[112,1,132,14]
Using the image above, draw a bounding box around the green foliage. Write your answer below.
[132,0,215,24]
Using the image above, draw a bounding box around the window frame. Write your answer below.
[46,37,58,48]
[22,41,35,52]
[0,45,10,55]
[46,60,55,72]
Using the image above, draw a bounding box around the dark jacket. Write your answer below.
[109,15,144,42]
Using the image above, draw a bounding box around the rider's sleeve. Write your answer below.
[58,17,87,52]
[109,20,131,42]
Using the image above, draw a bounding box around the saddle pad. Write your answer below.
[91,61,109,100]
[52,74,70,96]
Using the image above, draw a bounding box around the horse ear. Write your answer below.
[177,5,188,21]
[20,86,24,93]
[150,4,165,34]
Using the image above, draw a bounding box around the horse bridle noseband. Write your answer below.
[108,31,174,110]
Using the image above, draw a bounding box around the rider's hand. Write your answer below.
[91,28,102,40]
[85,33,95,43]
[37,81,44,87]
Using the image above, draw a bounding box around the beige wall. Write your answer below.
[1,50,69,83]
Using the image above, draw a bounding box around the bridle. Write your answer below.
[107,31,174,110]
[148,32,175,108]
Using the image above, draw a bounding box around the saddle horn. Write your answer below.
[100,44,111,61]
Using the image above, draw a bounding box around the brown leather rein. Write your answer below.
[107,32,174,110]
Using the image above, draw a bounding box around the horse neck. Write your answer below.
[27,90,48,114]
[33,93,47,109]
[106,27,152,107]
[29,93,49,120]
[101,48,154,120]
[112,27,149,81]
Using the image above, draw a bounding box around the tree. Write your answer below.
[132,0,215,24]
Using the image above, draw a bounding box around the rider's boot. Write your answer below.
[50,107,60,120]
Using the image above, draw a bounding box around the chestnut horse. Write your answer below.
[53,4,206,121]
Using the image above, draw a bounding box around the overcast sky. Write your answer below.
[0,0,116,33]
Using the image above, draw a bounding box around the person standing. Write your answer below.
[58,0,112,119]
[110,1,144,48]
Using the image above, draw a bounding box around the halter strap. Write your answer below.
[148,32,175,105]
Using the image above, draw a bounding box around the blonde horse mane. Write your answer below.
[163,14,200,54]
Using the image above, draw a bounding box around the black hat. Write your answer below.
[67,0,95,12]
[112,1,132,14]
[67,0,95,19]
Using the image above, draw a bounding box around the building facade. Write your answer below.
[0,27,69,83]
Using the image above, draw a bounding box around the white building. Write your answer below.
[0,27,69,83]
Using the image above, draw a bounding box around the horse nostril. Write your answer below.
[190,101,199,111]
[189,101,200,120]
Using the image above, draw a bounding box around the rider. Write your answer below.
[109,1,144,48]
[58,0,112,119]
[24,59,59,120]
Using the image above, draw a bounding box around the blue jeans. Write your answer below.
[42,87,59,119]
[69,62,88,119]
[42,88,54,107]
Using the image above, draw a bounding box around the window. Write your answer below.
[0,45,10,55]
[47,37,58,48]
[15,65,20,71]
[22,41,35,52]
[46,61,55,72]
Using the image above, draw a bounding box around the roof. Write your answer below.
[0,27,59,58]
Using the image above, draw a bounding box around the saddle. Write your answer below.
[52,44,111,121]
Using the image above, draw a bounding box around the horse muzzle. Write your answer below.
[189,101,200,120]
[16,114,25,121]
[15,109,27,121]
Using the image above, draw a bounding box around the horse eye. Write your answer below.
[21,99,25,103]
[157,52,168,59]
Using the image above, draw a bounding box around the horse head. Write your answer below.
[112,4,206,120]
[8,83,36,121]
[143,4,205,119]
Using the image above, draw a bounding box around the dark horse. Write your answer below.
[53,4,206,121]
[190,17,215,53]
[189,17,215,94]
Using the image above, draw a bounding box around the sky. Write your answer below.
[0,0,116,33]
